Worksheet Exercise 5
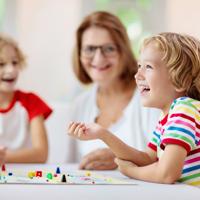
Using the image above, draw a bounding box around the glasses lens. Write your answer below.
[81,44,118,58]
[81,46,96,58]
[102,44,118,57]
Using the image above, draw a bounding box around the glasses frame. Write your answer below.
[81,43,119,59]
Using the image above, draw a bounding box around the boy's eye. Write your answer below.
[146,65,153,69]
[137,64,142,69]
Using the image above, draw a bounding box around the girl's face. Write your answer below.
[0,45,21,93]
[135,42,183,115]
[80,26,122,86]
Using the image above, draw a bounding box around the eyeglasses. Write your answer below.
[81,44,118,59]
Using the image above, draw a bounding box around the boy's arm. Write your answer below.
[116,144,187,184]
[100,130,156,166]
[68,122,157,166]
[5,116,48,163]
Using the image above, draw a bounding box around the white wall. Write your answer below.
[3,0,82,102]
[166,0,200,38]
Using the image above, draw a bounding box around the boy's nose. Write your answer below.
[135,68,144,80]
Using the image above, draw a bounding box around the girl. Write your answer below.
[0,34,52,163]
[68,32,200,186]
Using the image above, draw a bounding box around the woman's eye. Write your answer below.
[104,46,116,53]
[85,46,96,52]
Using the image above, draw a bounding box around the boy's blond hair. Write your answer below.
[0,34,26,68]
[142,32,200,100]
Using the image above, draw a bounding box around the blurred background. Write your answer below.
[0,0,200,103]
[1,0,200,163]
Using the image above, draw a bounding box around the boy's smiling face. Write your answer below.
[135,42,183,115]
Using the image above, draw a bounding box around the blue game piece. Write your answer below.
[56,166,61,174]
[8,172,13,176]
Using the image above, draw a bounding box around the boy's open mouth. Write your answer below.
[138,85,150,94]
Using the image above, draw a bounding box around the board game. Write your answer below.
[0,165,136,185]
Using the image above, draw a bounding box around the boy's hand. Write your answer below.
[67,122,104,140]
[115,158,138,176]
[0,146,6,164]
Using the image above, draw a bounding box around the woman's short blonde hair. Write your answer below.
[73,11,137,84]
[0,34,26,68]
[142,32,200,100]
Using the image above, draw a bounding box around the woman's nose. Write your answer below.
[91,49,106,65]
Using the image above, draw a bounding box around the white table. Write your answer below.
[0,164,199,200]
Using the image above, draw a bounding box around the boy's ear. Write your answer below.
[175,87,185,93]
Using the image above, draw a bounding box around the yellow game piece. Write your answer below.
[28,171,35,179]
[85,171,91,176]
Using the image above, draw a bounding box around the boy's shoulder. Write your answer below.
[170,96,200,112]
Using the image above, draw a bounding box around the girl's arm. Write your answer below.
[116,144,187,184]
[68,122,157,166]
[5,116,48,163]
[0,146,6,164]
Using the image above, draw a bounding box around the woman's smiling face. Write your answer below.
[80,26,122,85]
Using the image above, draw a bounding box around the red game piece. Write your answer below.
[1,164,6,171]
[36,171,42,177]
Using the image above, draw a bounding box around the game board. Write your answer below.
[0,165,136,185]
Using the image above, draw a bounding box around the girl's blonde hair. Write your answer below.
[0,34,26,68]
[73,11,137,84]
[143,32,200,100]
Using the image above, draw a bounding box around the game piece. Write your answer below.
[28,171,35,179]
[1,164,6,171]
[47,173,53,180]
[85,171,91,176]
[36,171,42,177]
[0,167,136,185]
[61,174,67,182]
[56,167,61,174]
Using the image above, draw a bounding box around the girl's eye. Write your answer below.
[12,61,19,66]
[0,62,5,67]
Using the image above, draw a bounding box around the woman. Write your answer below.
[70,11,159,170]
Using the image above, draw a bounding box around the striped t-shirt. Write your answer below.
[148,97,200,186]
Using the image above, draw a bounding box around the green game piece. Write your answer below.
[47,173,53,180]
